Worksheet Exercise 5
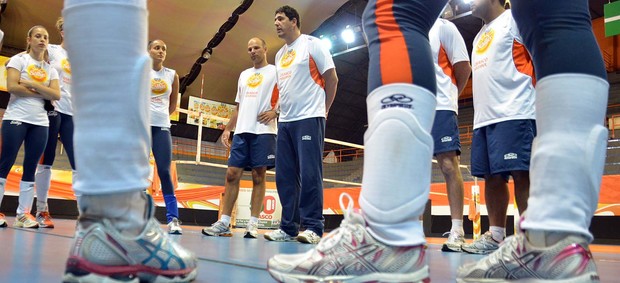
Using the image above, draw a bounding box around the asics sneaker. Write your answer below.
[441,230,465,252]
[264,229,297,242]
[202,220,232,237]
[0,213,7,228]
[36,211,55,228]
[168,217,182,234]
[14,213,39,228]
[461,231,501,255]
[457,232,600,282]
[267,193,430,283]
[62,195,197,283]
[297,229,321,244]
[244,222,259,238]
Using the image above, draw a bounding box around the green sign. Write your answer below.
[605,1,620,37]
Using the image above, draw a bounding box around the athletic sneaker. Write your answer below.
[441,230,465,252]
[457,232,600,282]
[267,193,430,283]
[264,229,297,242]
[244,222,259,238]
[461,231,501,254]
[63,196,197,283]
[36,211,55,228]
[168,217,182,234]
[14,213,39,228]
[297,229,321,244]
[0,213,7,228]
[202,220,232,237]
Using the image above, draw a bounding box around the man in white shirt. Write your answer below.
[202,37,279,239]
[429,17,472,253]
[264,5,338,245]
[461,0,536,255]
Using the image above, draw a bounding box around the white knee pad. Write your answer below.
[360,83,436,245]
[523,74,609,241]
[63,0,151,195]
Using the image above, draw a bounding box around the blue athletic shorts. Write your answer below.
[471,119,536,179]
[431,110,461,156]
[228,133,276,171]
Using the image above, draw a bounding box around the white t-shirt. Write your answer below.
[472,10,536,129]
[275,34,335,122]
[430,19,470,114]
[234,64,278,135]
[150,67,176,128]
[48,44,73,115]
[3,53,59,127]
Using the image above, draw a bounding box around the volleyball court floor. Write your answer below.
[1,217,619,282]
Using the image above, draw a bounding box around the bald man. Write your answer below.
[202,37,279,239]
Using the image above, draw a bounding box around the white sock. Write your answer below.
[521,74,609,242]
[35,165,52,212]
[489,226,505,242]
[0,178,6,206]
[17,181,36,215]
[63,0,151,195]
[451,219,464,234]
[249,216,259,225]
[220,215,231,226]
[360,83,436,246]
[77,190,149,236]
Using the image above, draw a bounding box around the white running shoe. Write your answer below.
[14,213,39,228]
[441,230,465,252]
[202,220,233,237]
[297,229,321,244]
[267,193,430,283]
[457,232,600,282]
[461,231,501,255]
[168,217,182,234]
[264,229,297,242]
[63,195,197,282]
[244,222,259,238]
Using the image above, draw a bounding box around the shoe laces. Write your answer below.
[317,193,364,251]
[170,218,181,226]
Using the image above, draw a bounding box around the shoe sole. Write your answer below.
[297,236,320,244]
[268,264,430,283]
[461,246,497,255]
[201,229,232,237]
[441,243,463,252]
[39,223,55,228]
[0,221,6,228]
[14,223,39,228]
[63,256,198,283]
[169,230,182,235]
[264,235,297,242]
[244,231,258,238]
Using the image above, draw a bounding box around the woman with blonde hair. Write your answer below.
[0,25,60,228]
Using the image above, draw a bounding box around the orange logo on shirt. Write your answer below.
[27,65,48,83]
[280,49,296,68]
[151,78,168,95]
[475,29,495,54]
[61,58,71,75]
[246,73,263,88]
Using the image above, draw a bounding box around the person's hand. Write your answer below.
[258,110,278,124]
[221,130,232,148]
